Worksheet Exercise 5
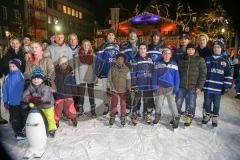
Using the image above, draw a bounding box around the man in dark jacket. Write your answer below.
[176,43,207,126]
[173,33,190,65]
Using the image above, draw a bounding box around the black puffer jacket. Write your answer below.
[54,65,74,99]
[178,54,207,90]
[0,48,25,76]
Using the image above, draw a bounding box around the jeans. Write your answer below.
[203,92,221,116]
[132,90,154,115]
[175,88,197,117]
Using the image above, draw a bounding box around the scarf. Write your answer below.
[79,48,93,65]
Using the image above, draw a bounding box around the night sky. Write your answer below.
[85,0,239,31]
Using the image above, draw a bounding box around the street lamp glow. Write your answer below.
[55,25,61,32]
[221,28,225,33]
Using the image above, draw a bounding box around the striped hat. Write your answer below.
[30,66,45,80]
[9,58,22,69]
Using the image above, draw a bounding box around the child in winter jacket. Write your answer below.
[54,56,77,127]
[2,59,28,139]
[153,48,180,129]
[108,53,131,126]
[202,40,233,127]
[176,43,207,127]
[131,43,155,125]
[23,67,57,137]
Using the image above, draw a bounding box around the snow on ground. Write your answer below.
[0,86,240,160]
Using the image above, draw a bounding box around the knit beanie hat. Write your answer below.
[179,33,190,39]
[30,66,45,80]
[129,27,137,34]
[9,58,22,69]
[186,43,196,50]
[198,33,209,42]
[59,56,68,65]
[213,40,224,50]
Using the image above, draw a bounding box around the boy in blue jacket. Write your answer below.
[202,40,233,127]
[153,48,180,129]
[131,43,155,125]
[2,59,27,139]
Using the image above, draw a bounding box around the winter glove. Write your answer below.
[4,103,9,110]
[44,78,52,87]
[222,88,229,95]
[29,97,44,106]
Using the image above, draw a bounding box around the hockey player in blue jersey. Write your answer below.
[202,40,233,127]
[147,31,166,64]
[120,28,141,116]
[95,29,119,115]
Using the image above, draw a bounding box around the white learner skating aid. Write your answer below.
[23,108,48,159]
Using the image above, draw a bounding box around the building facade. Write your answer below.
[0,0,24,44]
[47,0,95,40]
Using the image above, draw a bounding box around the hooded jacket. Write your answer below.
[2,70,24,106]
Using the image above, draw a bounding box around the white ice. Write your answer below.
[1,85,240,160]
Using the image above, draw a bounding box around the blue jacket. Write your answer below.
[153,60,180,94]
[147,43,166,64]
[120,41,139,63]
[131,55,154,91]
[203,54,233,94]
[95,42,119,78]
[2,70,24,106]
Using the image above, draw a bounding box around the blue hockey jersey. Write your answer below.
[95,42,119,78]
[203,54,233,94]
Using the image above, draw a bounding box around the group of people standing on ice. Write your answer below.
[0,27,238,140]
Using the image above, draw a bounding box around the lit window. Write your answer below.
[63,5,67,14]
[72,9,75,17]
[53,17,58,24]
[1,6,7,20]
[79,12,82,19]
[48,15,52,24]
[57,3,62,12]
[75,11,79,18]
[67,7,71,15]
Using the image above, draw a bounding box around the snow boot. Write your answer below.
[131,115,138,126]
[153,113,161,124]
[90,105,97,117]
[212,116,218,127]
[48,130,56,138]
[72,119,78,127]
[109,115,115,126]
[172,116,180,129]
[103,104,109,115]
[202,114,211,124]
[144,113,152,124]
[120,115,126,126]
[78,105,84,116]
[16,131,27,140]
[184,115,192,127]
